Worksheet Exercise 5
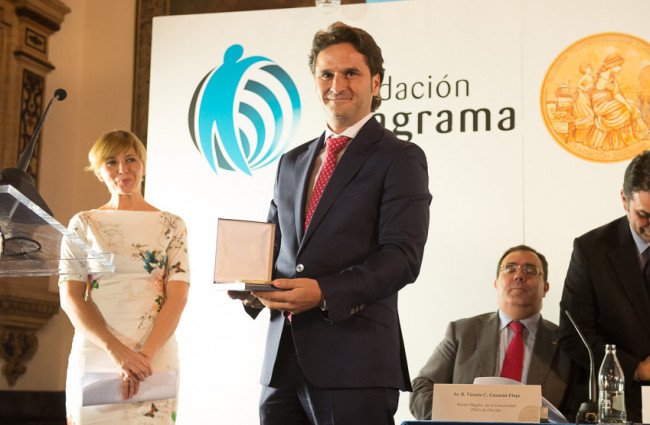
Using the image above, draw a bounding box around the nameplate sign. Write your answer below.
[432,383,541,423]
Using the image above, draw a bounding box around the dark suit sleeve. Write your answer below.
[267,151,283,265]
[410,321,458,420]
[319,142,431,323]
[559,237,600,366]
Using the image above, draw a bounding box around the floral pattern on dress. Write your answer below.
[119,399,176,424]
[85,274,100,301]
[133,246,168,329]
[144,403,158,417]
[131,213,187,330]
[91,219,125,251]
[61,210,189,424]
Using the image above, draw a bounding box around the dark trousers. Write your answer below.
[259,325,399,425]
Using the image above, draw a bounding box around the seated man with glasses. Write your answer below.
[409,245,574,421]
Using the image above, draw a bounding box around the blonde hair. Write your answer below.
[86,130,147,173]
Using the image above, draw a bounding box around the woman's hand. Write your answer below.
[60,281,153,395]
[121,374,141,400]
[108,342,152,382]
[115,346,153,400]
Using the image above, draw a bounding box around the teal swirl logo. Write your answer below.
[188,44,301,175]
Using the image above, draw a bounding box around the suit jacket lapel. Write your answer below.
[294,134,325,241]
[609,217,650,333]
[302,119,381,245]
[477,312,499,377]
[527,317,556,385]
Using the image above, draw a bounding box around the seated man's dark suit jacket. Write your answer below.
[410,312,573,420]
[247,117,431,391]
[560,215,650,423]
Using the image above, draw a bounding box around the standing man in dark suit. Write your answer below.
[229,22,431,425]
[410,245,573,421]
[560,150,650,423]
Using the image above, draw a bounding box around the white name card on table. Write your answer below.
[641,386,650,424]
[432,383,541,423]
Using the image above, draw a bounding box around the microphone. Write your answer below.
[16,88,67,172]
[1,88,67,217]
[564,309,598,424]
[54,88,67,101]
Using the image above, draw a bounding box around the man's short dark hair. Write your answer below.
[496,244,548,281]
[308,21,385,111]
[623,150,650,208]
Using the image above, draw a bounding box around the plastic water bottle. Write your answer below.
[598,344,626,423]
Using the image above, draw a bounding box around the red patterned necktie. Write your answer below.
[500,321,524,382]
[304,136,351,231]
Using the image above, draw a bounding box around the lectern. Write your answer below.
[0,184,115,387]
[0,184,114,277]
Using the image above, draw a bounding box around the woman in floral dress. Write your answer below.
[59,130,190,424]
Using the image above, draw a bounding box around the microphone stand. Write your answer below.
[564,309,598,424]
[0,87,112,276]
[0,89,66,258]
[0,88,67,217]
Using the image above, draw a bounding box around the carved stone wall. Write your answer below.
[0,0,69,386]
[0,0,69,179]
[0,276,59,386]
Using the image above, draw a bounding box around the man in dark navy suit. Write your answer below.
[231,22,431,425]
[560,150,650,423]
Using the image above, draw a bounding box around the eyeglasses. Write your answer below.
[499,263,543,277]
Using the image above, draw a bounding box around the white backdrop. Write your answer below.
[146,1,650,422]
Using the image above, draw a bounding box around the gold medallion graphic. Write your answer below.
[541,32,650,163]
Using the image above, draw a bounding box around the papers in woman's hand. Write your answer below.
[82,371,177,406]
